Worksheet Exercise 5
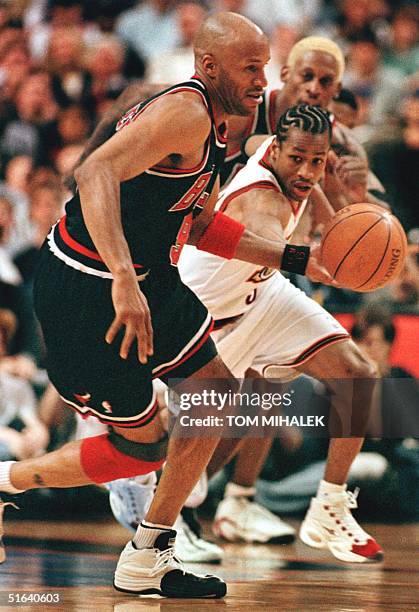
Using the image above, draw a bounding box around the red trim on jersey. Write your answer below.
[152,319,214,379]
[216,121,229,144]
[219,180,280,212]
[268,90,279,133]
[258,145,306,218]
[225,113,258,161]
[258,142,275,172]
[58,216,144,269]
[118,83,212,176]
[289,199,304,216]
[151,138,210,174]
[284,333,350,366]
[64,397,159,428]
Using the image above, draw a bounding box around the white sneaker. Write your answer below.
[114,530,226,598]
[185,471,208,508]
[174,515,224,563]
[213,496,296,544]
[299,487,383,563]
[0,497,19,564]
[107,473,157,532]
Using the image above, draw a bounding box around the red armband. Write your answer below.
[196,212,245,259]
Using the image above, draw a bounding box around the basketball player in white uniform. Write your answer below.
[111,104,383,564]
[183,139,348,382]
[178,105,383,563]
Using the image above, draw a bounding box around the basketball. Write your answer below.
[321,203,408,292]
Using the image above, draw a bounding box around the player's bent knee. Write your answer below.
[80,432,168,484]
[341,343,378,379]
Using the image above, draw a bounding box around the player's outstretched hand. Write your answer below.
[306,243,339,286]
[106,272,154,363]
[335,155,368,202]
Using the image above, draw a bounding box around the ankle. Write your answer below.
[133,521,173,549]
[225,482,256,499]
[317,479,346,498]
[0,462,25,494]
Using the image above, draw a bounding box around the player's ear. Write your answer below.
[201,54,217,78]
[280,65,290,83]
[270,138,281,160]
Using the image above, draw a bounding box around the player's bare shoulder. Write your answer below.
[227,186,290,240]
[156,90,213,155]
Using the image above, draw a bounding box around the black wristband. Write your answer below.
[280,244,310,275]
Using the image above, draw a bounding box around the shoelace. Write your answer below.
[154,546,184,574]
[345,488,360,510]
[323,488,367,541]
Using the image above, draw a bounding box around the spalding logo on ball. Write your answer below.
[320,203,408,292]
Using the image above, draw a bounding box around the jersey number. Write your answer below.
[245,289,258,305]
[170,213,192,266]
[169,172,212,212]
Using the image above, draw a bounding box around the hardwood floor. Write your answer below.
[0,518,418,610]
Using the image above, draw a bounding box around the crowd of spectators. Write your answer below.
[0,0,417,518]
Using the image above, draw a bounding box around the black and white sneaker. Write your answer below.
[114,530,226,598]
[0,496,19,564]
[174,514,224,563]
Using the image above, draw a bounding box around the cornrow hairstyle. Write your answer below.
[275,104,332,144]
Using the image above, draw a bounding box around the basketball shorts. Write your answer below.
[211,276,349,382]
[33,244,217,427]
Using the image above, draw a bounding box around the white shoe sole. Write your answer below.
[213,517,295,544]
[300,520,383,563]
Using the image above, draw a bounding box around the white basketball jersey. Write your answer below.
[179,137,309,320]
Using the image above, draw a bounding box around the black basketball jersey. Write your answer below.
[52,78,227,272]
[220,89,279,188]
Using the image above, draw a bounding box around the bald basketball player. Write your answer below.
[0,13,304,599]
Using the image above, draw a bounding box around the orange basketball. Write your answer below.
[320,203,408,292]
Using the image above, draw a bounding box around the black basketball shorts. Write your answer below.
[33,244,217,428]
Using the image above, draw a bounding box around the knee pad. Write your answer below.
[80,432,168,484]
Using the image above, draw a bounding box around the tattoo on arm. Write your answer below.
[34,474,46,487]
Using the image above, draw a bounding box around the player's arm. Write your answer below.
[75,94,211,362]
[192,187,335,284]
[328,124,390,210]
[242,134,271,158]
[308,184,335,227]
[66,82,167,190]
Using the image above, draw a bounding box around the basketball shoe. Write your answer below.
[213,496,296,544]
[0,496,19,564]
[299,486,383,563]
[175,513,224,564]
[107,474,223,563]
[107,472,157,531]
[114,529,226,598]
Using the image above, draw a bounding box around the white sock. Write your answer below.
[133,521,172,549]
[0,462,25,494]
[317,479,346,498]
[225,482,256,498]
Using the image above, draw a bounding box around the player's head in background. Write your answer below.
[351,304,396,376]
[193,12,270,116]
[330,88,359,129]
[269,104,332,202]
[281,36,344,109]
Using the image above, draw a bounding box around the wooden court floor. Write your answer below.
[0,517,418,611]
